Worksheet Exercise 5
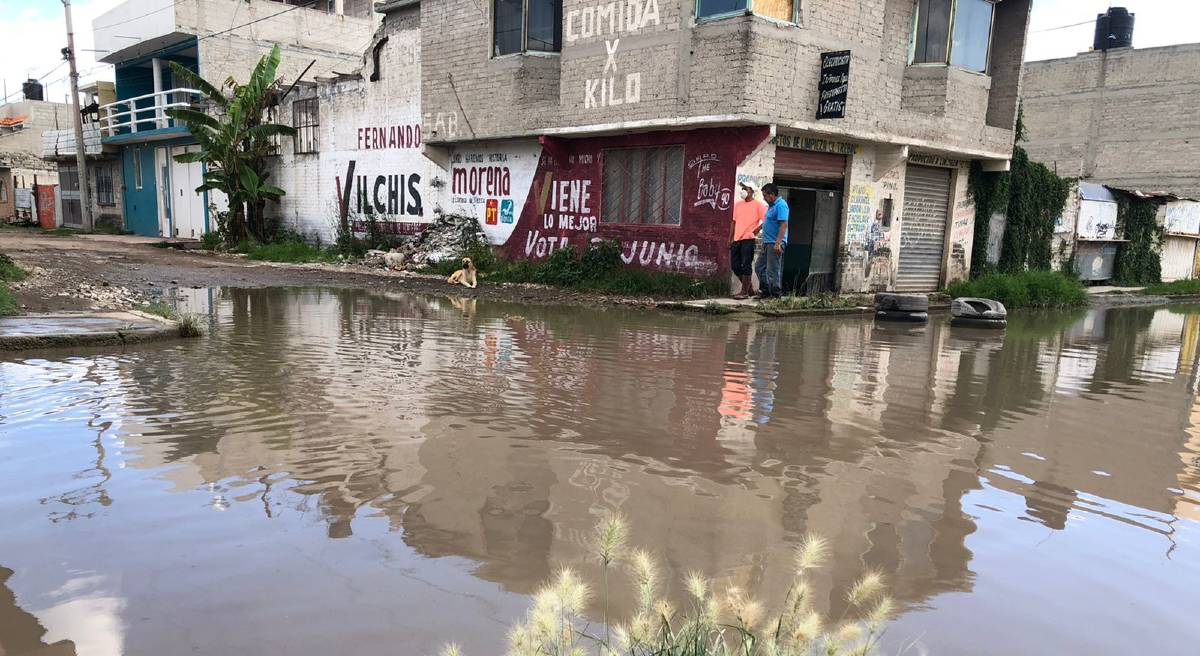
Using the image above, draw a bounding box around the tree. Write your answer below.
[166,45,295,244]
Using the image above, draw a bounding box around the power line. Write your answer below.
[1,60,68,104]
[196,0,319,43]
[1031,19,1095,34]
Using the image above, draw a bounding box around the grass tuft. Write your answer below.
[136,301,177,320]
[235,237,339,264]
[758,293,864,312]
[946,270,1087,309]
[0,254,29,283]
[447,515,899,656]
[1140,279,1200,296]
[702,301,735,315]
[0,285,16,316]
[175,312,205,338]
[42,227,75,237]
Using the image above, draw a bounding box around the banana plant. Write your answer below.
[166,44,296,244]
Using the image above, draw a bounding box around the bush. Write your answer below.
[1141,279,1200,296]
[946,270,1088,309]
[426,240,725,299]
[758,293,864,312]
[201,231,223,250]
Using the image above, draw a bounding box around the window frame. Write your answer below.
[492,0,563,58]
[695,0,800,26]
[599,145,686,228]
[96,163,116,206]
[292,97,320,155]
[0,178,7,203]
[908,0,995,74]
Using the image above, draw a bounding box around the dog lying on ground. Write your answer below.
[447,257,478,288]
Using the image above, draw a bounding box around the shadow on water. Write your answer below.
[1,287,1199,655]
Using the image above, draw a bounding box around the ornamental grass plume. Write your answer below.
[440,517,900,656]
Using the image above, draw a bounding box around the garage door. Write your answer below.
[774,148,846,180]
[898,165,952,291]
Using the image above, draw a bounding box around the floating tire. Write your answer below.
[950,317,1008,329]
[876,310,929,323]
[875,293,929,312]
[951,297,1008,321]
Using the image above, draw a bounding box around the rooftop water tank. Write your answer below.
[1094,7,1135,51]
[22,79,44,101]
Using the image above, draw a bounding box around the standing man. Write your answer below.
[730,182,766,299]
[754,183,789,298]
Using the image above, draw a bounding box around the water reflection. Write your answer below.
[1,290,1198,654]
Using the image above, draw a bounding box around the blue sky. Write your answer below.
[1,0,1198,104]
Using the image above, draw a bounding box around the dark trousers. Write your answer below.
[730,239,756,277]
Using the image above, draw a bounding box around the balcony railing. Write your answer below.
[99,88,205,138]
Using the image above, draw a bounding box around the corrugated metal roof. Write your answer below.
[1079,181,1117,202]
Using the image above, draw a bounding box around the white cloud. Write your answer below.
[0,0,122,105]
[1027,0,1200,61]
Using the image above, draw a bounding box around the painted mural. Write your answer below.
[446,141,542,245]
[499,127,771,275]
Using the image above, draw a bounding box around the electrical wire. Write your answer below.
[93,2,177,32]
[1030,19,1097,34]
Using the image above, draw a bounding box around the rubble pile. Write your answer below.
[365,213,487,268]
[12,266,149,310]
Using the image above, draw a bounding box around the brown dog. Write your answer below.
[447,257,478,288]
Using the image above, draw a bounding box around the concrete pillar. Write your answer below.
[151,57,165,129]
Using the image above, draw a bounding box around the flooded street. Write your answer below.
[2,288,1198,655]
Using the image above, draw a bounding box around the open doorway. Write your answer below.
[775,180,843,295]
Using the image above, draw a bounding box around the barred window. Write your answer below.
[601,146,684,226]
[293,98,319,154]
[96,164,115,206]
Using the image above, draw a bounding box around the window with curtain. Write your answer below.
[601,146,684,226]
[911,0,994,73]
[494,0,562,56]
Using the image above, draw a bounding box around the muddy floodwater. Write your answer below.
[2,288,1198,655]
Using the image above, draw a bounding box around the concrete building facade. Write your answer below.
[1022,43,1200,200]
[407,0,1032,291]
[89,0,377,238]
[1,99,68,222]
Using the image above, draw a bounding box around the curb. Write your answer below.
[0,312,183,352]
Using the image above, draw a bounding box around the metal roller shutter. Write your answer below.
[774,148,846,180]
[897,165,952,291]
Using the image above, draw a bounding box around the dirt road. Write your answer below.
[0,229,654,313]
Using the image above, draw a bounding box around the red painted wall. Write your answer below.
[501,127,771,276]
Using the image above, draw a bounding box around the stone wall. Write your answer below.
[1023,43,1200,199]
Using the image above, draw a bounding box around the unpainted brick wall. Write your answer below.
[1022,43,1200,198]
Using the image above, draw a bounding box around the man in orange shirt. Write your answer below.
[729,182,766,299]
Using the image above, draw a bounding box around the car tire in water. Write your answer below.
[875,310,929,323]
[874,293,930,312]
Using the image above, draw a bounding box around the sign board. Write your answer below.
[1078,199,1119,241]
[817,51,850,120]
[1163,201,1200,236]
[771,134,859,155]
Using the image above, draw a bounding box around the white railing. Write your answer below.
[98,88,205,138]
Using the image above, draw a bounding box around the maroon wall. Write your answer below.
[501,127,771,276]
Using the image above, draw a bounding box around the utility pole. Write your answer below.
[63,0,94,231]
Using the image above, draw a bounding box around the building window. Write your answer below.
[293,98,319,154]
[697,0,795,22]
[911,0,994,73]
[97,164,115,206]
[0,178,7,203]
[133,147,143,190]
[494,0,562,56]
[601,146,684,226]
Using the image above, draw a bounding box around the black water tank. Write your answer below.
[1094,7,1135,51]
[22,78,44,101]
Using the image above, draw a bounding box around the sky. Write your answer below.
[0,0,1197,105]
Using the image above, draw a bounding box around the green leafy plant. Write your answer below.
[166,44,296,245]
[702,301,735,315]
[946,270,1087,309]
[234,234,339,264]
[1112,196,1162,286]
[0,254,28,283]
[441,515,897,656]
[758,293,864,312]
[0,285,16,316]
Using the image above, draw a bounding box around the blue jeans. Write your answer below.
[754,243,783,296]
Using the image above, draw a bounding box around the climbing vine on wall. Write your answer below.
[969,109,1072,277]
[1112,196,1162,285]
[997,147,1072,273]
[968,161,1010,276]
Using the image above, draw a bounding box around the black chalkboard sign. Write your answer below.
[817,50,851,120]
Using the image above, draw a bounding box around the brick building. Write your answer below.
[1,96,65,222]
[1022,42,1200,200]
[269,0,1030,292]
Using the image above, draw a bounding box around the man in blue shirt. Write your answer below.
[754,183,789,298]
